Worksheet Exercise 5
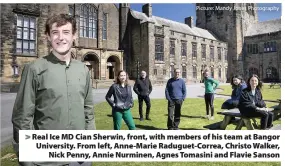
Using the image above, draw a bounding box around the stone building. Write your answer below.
[244,19,281,82]
[120,4,228,84]
[196,3,281,81]
[1,3,281,91]
[1,4,123,91]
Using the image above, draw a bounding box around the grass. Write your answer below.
[1,85,281,165]
[217,84,281,101]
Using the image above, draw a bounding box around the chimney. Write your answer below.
[185,16,194,28]
[142,3,152,17]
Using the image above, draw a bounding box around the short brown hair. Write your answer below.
[45,14,77,35]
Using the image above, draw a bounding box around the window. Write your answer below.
[218,47,221,60]
[69,5,74,16]
[192,43,197,58]
[155,37,164,61]
[211,67,214,77]
[16,15,36,55]
[247,44,258,54]
[163,69,166,75]
[170,40,175,56]
[80,4,97,38]
[210,47,214,61]
[102,13,107,40]
[203,38,205,42]
[170,65,174,78]
[225,24,228,31]
[264,41,277,52]
[193,66,197,79]
[182,66,187,78]
[249,68,259,76]
[266,67,278,80]
[182,33,186,38]
[224,48,228,61]
[181,41,187,57]
[193,36,196,40]
[202,44,206,59]
[218,68,222,79]
[171,31,174,35]
[154,69,157,75]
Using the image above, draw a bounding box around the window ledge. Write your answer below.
[155,61,165,64]
[14,53,37,57]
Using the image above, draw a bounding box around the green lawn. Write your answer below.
[1,85,281,165]
[217,84,281,101]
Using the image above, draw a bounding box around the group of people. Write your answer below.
[11,13,274,166]
[104,68,219,130]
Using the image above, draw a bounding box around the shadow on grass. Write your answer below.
[179,127,205,130]
[135,124,164,130]
[203,121,222,130]
[180,115,205,119]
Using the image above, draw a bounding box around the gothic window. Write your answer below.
[249,68,259,76]
[163,69,166,75]
[266,67,278,80]
[181,41,187,57]
[170,65,174,78]
[155,37,164,61]
[202,44,206,59]
[170,40,175,56]
[193,66,197,79]
[218,68,222,79]
[211,67,214,77]
[16,14,36,55]
[182,66,187,78]
[218,47,221,60]
[192,43,197,58]
[80,4,97,38]
[154,69,157,75]
[102,13,107,40]
[210,47,214,61]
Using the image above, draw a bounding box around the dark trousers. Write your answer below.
[138,95,151,118]
[242,109,274,129]
[167,99,183,129]
[204,93,214,116]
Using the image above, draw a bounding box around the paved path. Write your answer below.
[1,83,229,147]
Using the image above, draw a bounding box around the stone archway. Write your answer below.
[83,53,100,80]
[107,55,120,79]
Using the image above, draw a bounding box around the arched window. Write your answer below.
[266,67,278,80]
[211,67,214,77]
[193,66,197,79]
[80,4,97,38]
[249,67,259,76]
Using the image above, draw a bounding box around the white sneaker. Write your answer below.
[205,115,210,119]
[210,116,215,120]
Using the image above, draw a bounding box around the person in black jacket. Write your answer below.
[105,70,136,130]
[133,71,153,121]
[238,74,273,130]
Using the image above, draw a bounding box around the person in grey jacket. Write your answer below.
[105,70,136,130]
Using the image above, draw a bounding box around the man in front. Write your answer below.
[133,71,153,121]
[12,14,95,166]
[165,68,186,130]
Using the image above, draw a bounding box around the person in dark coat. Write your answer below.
[106,70,136,130]
[222,75,247,109]
[133,71,153,121]
[238,74,273,130]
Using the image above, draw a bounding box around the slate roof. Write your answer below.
[130,10,220,41]
[245,19,281,37]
